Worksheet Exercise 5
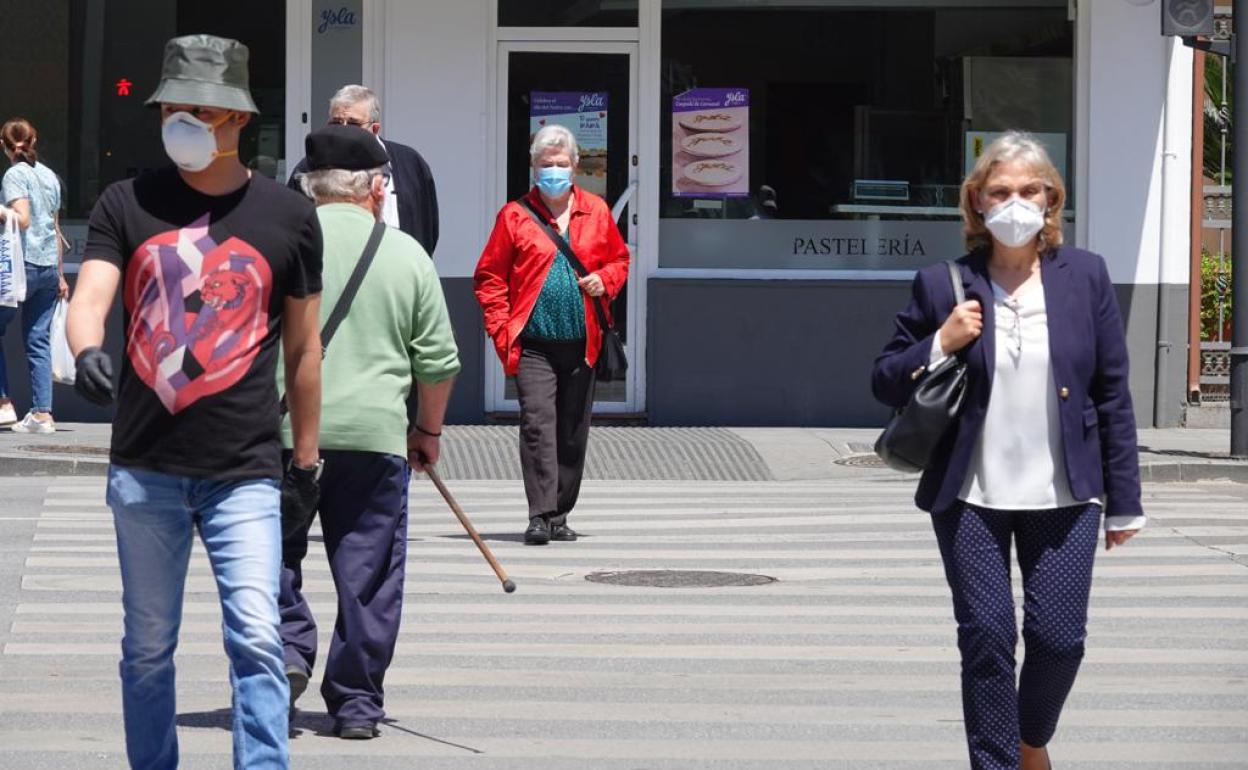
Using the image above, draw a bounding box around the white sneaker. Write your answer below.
[0,403,15,425]
[11,412,54,434]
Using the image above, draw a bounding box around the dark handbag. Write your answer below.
[518,197,628,382]
[874,260,970,473]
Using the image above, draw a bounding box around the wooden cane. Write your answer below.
[425,465,516,593]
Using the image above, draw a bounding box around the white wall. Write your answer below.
[1082,0,1192,286]
[377,0,491,278]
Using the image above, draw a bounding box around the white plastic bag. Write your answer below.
[50,298,76,385]
[0,207,26,307]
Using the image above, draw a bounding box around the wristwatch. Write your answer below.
[288,457,324,483]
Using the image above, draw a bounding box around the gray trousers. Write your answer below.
[515,338,595,525]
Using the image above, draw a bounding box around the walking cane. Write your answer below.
[425,465,516,593]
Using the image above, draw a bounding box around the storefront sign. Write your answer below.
[659,219,1073,271]
[311,0,362,127]
[317,5,359,34]
[672,88,749,198]
[530,91,608,196]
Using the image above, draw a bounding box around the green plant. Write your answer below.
[1201,249,1233,341]
[1205,54,1232,184]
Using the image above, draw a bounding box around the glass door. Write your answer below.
[489,41,640,414]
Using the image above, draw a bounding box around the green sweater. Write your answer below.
[281,203,460,457]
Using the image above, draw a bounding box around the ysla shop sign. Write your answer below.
[318,6,358,34]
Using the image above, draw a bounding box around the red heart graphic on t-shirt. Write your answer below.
[124,216,273,414]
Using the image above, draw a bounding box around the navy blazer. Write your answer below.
[289,138,440,256]
[871,247,1142,517]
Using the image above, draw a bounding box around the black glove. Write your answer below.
[75,346,115,406]
[281,461,321,540]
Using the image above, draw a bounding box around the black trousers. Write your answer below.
[279,449,410,725]
[514,338,595,526]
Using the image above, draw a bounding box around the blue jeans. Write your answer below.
[0,263,58,412]
[107,465,289,770]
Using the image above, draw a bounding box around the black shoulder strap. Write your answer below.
[518,196,614,331]
[280,220,386,416]
[320,220,386,353]
[946,260,966,306]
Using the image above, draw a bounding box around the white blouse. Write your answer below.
[930,279,1145,531]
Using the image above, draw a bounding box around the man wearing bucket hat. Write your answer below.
[67,34,323,770]
[278,123,459,740]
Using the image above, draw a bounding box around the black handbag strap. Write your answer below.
[946,260,966,306]
[518,196,614,332]
[320,220,386,353]
[280,220,386,416]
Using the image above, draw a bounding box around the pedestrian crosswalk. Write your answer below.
[1,475,1245,768]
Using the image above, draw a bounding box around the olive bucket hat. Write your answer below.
[145,34,260,114]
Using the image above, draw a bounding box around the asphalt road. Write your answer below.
[0,473,1244,769]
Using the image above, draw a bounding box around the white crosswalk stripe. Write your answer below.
[1,475,1245,768]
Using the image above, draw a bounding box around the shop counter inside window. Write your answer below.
[659,1,1074,270]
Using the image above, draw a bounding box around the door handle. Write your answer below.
[611,180,639,224]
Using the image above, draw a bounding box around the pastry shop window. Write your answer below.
[658,1,1074,270]
[1,0,285,269]
[498,0,639,27]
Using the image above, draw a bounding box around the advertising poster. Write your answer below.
[672,88,749,198]
[530,91,608,196]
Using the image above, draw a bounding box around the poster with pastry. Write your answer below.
[530,91,608,196]
[672,88,749,198]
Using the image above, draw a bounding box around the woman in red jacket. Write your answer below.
[474,125,630,545]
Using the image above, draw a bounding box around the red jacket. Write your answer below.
[474,187,631,375]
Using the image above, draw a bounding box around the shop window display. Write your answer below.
[659,1,1074,269]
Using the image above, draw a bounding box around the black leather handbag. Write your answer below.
[519,197,628,382]
[874,261,970,473]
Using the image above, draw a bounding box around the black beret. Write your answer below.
[304,124,389,171]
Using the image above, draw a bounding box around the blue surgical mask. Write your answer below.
[535,166,573,198]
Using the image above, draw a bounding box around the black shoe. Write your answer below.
[524,517,550,545]
[549,523,578,542]
[285,664,308,710]
[334,721,379,740]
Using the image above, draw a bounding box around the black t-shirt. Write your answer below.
[85,166,322,480]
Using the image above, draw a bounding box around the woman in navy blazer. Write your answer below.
[872,132,1144,770]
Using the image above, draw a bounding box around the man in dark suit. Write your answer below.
[288,85,439,255]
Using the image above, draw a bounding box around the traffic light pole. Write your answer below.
[1234,0,1248,457]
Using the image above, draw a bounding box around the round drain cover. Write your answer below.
[585,570,776,588]
[833,454,891,469]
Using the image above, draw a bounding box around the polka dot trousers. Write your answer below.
[931,502,1101,770]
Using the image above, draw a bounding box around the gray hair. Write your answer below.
[300,166,386,202]
[329,84,381,123]
[529,124,579,166]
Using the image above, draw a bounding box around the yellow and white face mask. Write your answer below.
[161,111,238,172]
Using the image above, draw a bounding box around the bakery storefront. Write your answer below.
[6,1,1194,426]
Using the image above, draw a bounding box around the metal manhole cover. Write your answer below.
[585,570,776,588]
[834,454,889,469]
[18,445,110,457]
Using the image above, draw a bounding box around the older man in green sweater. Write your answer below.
[277,124,459,740]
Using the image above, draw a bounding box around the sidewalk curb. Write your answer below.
[0,455,109,476]
[2,452,1246,483]
[1139,461,1248,484]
